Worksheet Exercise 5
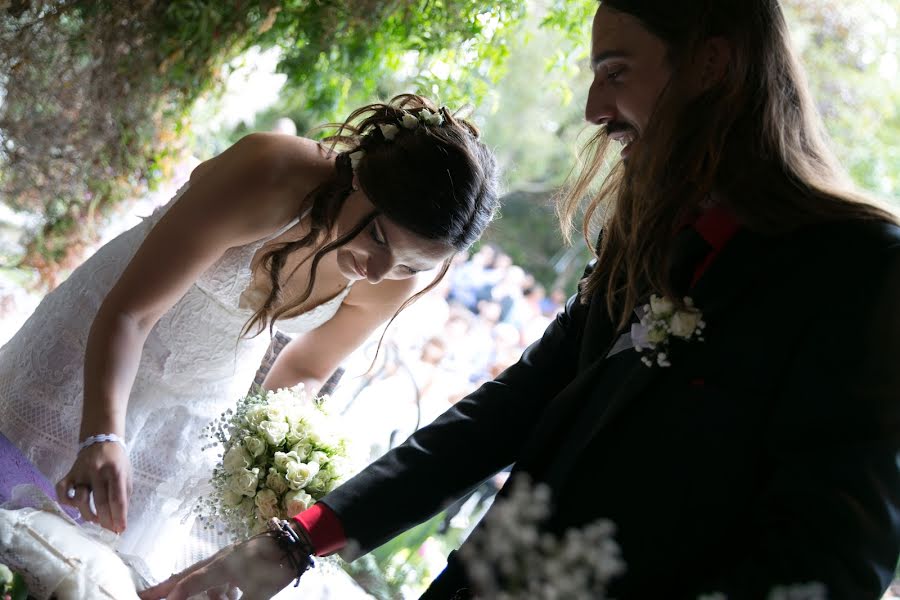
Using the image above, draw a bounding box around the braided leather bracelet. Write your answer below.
[265,517,315,587]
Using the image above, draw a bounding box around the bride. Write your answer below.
[0,93,500,579]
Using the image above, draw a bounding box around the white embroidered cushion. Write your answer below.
[0,507,140,600]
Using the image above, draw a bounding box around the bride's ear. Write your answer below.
[351,174,360,192]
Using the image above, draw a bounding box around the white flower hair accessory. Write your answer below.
[348,149,365,170]
[421,108,444,126]
[631,294,705,367]
[378,123,399,141]
[400,113,419,129]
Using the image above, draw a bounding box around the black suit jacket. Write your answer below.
[322,219,900,599]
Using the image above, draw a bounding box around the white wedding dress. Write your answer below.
[0,183,355,581]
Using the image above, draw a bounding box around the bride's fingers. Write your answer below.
[139,550,224,599]
[55,476,74,506]
[107,470,129,532]
[71,484,97,523]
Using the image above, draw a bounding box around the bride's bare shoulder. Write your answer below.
[189,133,334,187]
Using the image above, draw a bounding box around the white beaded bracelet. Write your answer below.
[78,433,127,452]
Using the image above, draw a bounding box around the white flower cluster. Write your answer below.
[348,108,445,171]
[196,384,354,539]
[631,294,705,367]
[459,475,626,600]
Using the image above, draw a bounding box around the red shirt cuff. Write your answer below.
[292,503,347,556]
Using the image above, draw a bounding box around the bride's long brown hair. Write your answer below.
[557,0,898,329]
[241,93,500,338]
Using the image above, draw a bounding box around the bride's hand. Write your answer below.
[138,533,300,600]
[55,442,132,533]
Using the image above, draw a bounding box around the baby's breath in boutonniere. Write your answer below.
[631,295,705,367]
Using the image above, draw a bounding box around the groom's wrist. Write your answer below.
[292,502,347,556]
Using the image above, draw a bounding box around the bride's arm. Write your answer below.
[261,276,419,393]
[60,133,313,532]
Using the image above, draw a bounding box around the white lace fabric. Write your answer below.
[0,183,351,580]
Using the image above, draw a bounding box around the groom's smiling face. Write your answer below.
[584,5,672,159]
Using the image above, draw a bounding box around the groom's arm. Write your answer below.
[296,287,590,555]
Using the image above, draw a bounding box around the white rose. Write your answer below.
[0,563,13,586]
[400,114,419,129]
[273,450,303,473]
[222,445,252,474]
[647,325,668,344]
[222,489,244,508]
[649,294,674,317]
[266,468,290,495]
[306,471,333,495]
[245,405,269,427]
[258,420,289,446]
[254,488,280,519]
[285,424,307,446]
[265,404,287,423]
[422,110,444,126]
[285,461,319,490]
[228,467,260,497]
[308,450,329,467]
[290,441,313,461]
[244,435,267,458]
[283,489,315,516]
[378,123,399,140]
[349,150,365,169]
[670,309,701,338]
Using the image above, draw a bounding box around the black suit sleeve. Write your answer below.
[320,291,588,555]
[690,243,900,599]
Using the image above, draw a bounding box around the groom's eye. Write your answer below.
[369,223,386,246]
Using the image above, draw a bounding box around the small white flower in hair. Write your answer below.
[422,109,444,126]
[378,123,400,141]
[400,113,419,129]
[349,149,365,170]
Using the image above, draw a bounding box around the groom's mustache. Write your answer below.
[605,121,635,138]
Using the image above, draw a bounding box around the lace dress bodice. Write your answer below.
[0,183,351,579]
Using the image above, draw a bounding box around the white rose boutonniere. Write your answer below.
[631,295,705,367]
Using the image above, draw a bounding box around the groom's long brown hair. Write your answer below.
[557,0,898,329]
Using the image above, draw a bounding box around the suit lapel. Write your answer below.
[523,229,783,488]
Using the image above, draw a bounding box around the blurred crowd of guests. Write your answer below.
[331,244,568,458]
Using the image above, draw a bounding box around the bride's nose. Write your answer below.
[365,255,390,284]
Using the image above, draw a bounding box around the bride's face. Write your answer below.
[333,187,456,284]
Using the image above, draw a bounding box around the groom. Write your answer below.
[143,0,900,598]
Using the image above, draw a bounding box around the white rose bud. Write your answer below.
[306,471,333,495]
[244,435,267,458]
[285,425,307,447]
[400,113,419,129]
[308,450,329,467]
[222,489,244,507]
[0,563,13,586]
[647,325,668,344]
[349,150,365,169]
[228,467,260,497]
[649,294,674,317]
[670,309,701,338]
[273,450,302,472]
[266,468,290,495]
[290,441,313,461]
[422,110,444,126]
[285,461,319,490]
[222,445,252,474]
[258,420,289,446]
[254,488,280,520]
[245,405,268,428]
[283,489,315,516]
[378,123,399,140]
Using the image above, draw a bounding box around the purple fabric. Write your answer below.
[0,431,80,519]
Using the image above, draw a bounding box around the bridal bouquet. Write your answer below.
[196,384,353,539]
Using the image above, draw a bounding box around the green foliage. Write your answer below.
[0,0,526,287]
